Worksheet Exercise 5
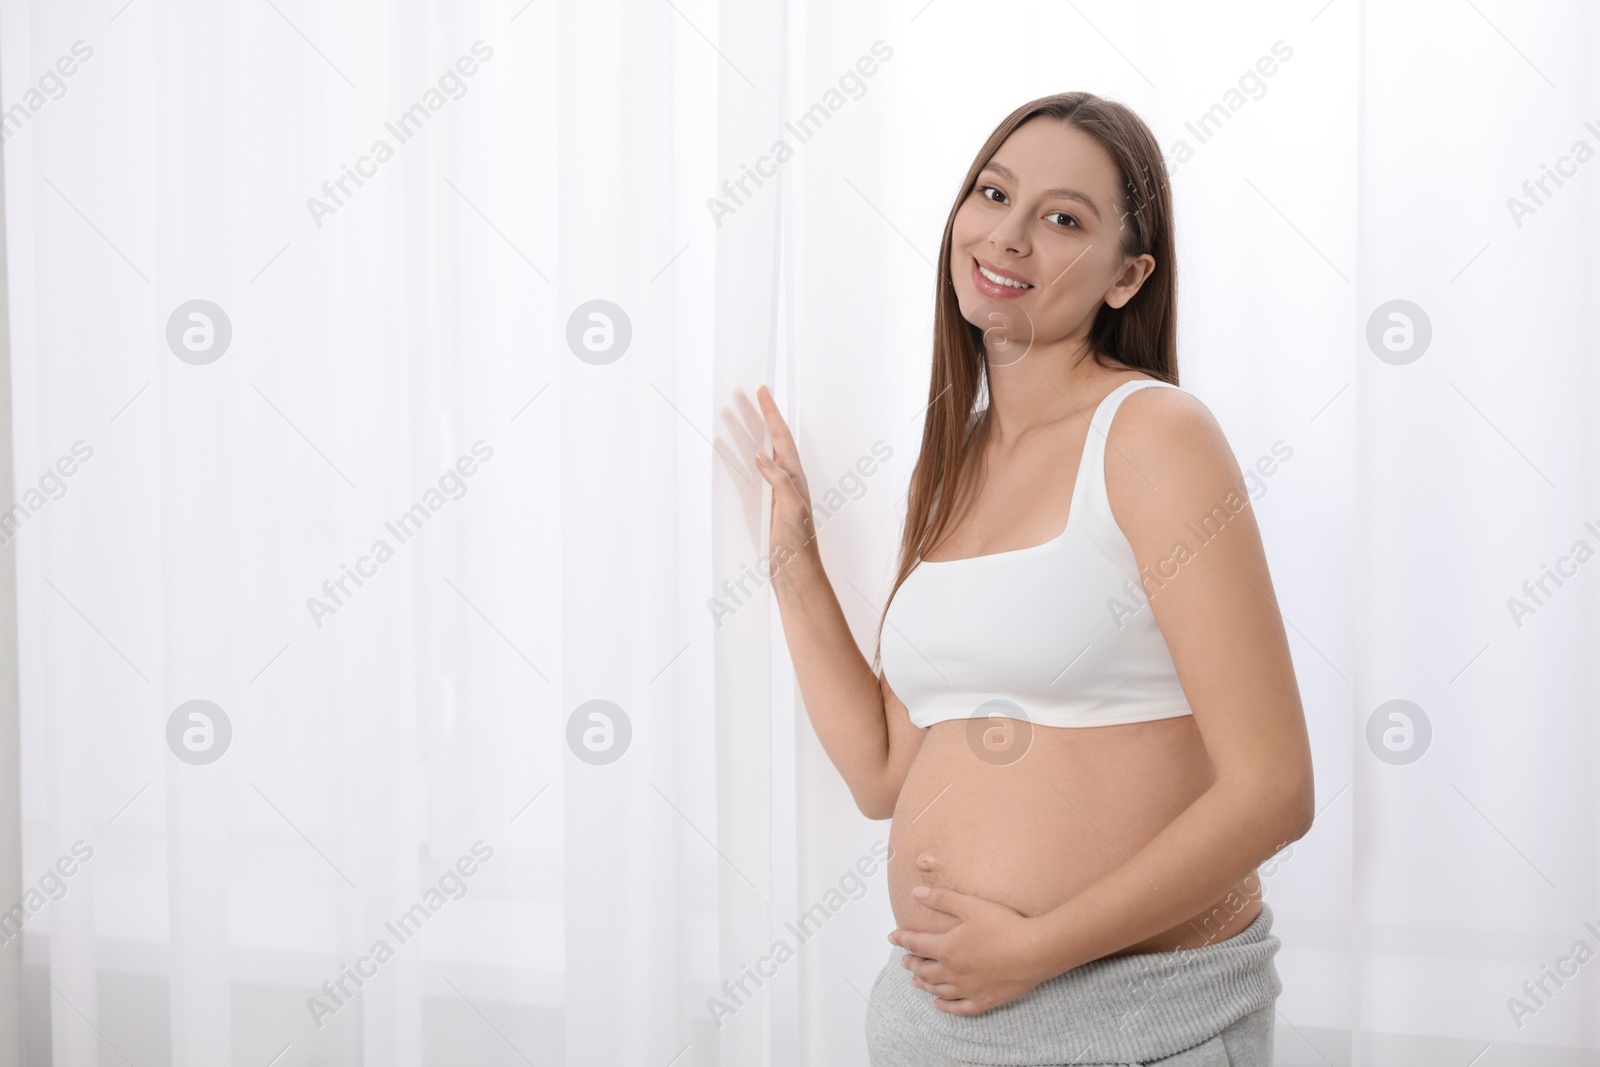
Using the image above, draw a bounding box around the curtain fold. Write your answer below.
[1353,0,1600,1057]
[0,20,21,1062]
[707,0,784,1060]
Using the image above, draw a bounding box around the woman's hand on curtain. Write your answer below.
[748,384,821,575]
[714,385,769,553]
[887,886,1053,1015]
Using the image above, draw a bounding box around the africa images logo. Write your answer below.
[306,41,494,229]
[306,841,495,1029]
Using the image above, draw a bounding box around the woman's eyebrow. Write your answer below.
[980,161,1102,221]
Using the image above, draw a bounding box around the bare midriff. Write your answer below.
[887,712,1263,966]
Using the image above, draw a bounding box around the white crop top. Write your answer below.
[880,379,1193,730]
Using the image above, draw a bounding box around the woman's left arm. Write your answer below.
[890,386,1316,1012]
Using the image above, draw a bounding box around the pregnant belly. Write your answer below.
[887,714,1263,959]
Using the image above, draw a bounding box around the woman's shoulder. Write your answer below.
[1105,374,1232,484]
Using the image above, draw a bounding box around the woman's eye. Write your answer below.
[978,187,1077,229]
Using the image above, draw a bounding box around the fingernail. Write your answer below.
[912,886,929,899]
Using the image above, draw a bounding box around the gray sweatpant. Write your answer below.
[864,903,1281,1066]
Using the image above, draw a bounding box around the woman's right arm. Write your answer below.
[750,384,925,819]
[769,553,925,819]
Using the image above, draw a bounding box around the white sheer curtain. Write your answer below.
[2,0,1598,1064]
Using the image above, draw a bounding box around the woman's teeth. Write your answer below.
[979,264,1030,288]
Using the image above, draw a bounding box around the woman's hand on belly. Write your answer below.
[887,885,1054,1015]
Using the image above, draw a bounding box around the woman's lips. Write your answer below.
[970,257,1032,300]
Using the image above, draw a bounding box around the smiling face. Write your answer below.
[949,117,1156,358]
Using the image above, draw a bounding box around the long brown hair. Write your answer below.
[871,92,1178,671]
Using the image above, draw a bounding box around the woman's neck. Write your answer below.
[981,338,1110,446]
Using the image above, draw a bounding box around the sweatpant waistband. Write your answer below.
[868,902,1281,1066]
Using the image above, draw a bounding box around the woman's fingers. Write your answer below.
[905,956,948,983]
[714,432,761,489]
[728,388,764,451]
[755,385,804,475]
[722,397,761,459]
[756,450,797,497]
[756,455,815,548]
[755,450,778,479]
[931,998,981,1016]
[915,979,964,1000]
[906,966,964,999]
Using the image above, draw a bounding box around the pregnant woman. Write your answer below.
[753,92,1315,1065]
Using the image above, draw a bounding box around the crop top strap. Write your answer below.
[1071,379,1181,537]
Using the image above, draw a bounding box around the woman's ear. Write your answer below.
[1105,253,1156,309]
